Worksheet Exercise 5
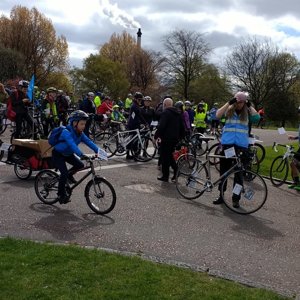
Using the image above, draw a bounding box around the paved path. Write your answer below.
[0,128,299,297]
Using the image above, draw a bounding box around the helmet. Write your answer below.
[174,101,184,109]
[198,102,204,107]
[134,92,144,99]
[128,93,132,97]
[46,87,57,93]
[87,92,94,97]
[69,110,89,122]
[57,89,63,94]
[184,100,191,106]
[213,102,219,106]
[113,104,119,109]
[18,80,29,88]
[34,85,39,90]
[144,96,152,101]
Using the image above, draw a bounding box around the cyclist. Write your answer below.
[141,96,155,127]
[287,107,300,190]
[213,91,260,208]
[52,110,100,204]
[194,102,208,134]
[111,104,126,122]
[209,102,220,135]
[56,89,69,126]
[184,100,195,128]
[11,80,33,138]
[80,92,96,138]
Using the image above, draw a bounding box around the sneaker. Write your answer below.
[57,195,71,204]
[293,185,300,191]
[213,196,224,205]
[157,176,168,182]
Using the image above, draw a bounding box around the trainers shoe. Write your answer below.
[57,195,71,204]
[157,176,168,182]
[293,185,300,191]
[213,196,224,205]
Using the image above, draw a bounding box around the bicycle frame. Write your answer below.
[187,153,243,196]
[273,142,295,160]
[117,129,144,150]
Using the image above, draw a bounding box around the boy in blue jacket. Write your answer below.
[52,110,99,204]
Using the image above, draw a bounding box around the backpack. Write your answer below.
[48,126,68,146]
[6,96,16,121]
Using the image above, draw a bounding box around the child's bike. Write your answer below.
[34,155,116,215]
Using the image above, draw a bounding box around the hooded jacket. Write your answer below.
[53,125,98,157]
[154,107,185,142]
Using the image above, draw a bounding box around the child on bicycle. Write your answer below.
[287,107,300,190]
[52,110,100,204]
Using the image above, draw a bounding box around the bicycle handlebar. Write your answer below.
[272,142,294,153]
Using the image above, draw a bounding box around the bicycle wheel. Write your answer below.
[100,133,118,158]
[270,156,289,187]
[176,153,197,175]
[14,158,32,180]
[35,169,60,204]
[190,133,208,157]
[133,137,156,162]
[0,115,7,135]
[85,177,116,214]
[176,158,208,200]
[221,169,268,214]
[207,143,221,171]
[252,143,266,164]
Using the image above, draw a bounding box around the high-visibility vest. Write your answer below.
[194,111,207,128]
[221,113,249,148]
[94,96,101,108]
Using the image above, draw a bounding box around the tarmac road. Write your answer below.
[0,128,299,298]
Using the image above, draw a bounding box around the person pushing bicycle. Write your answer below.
[213,92,260,208]
[52,110,100,204]
[287,106,300,190]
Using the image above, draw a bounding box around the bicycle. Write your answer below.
[34,156,116,214]
[269,142,296,187]
[101,127,157,162]
[175,149,268,214]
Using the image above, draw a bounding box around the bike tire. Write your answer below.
[0,116,8,135]
[221,169,268,215]
[34,169,60,204]
[14,158,32,180]
[207,143,221,171]
[85,177,116,214]
[253,143,266,164]
[99,133,118,158]
[132,137,156,162]
[176,157,208,200]
[270,156,289,187]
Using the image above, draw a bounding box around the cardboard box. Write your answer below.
[12,139,40,152]
[38,139,52,158]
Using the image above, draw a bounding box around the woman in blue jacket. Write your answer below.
[52,110,99,204]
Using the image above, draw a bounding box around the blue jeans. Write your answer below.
[52,149,84,197]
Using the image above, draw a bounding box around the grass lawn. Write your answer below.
[0,237,290,300]
[258,142,298,182]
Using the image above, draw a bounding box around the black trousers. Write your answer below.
[160,140,178,179]
[15,112,33,138]
[52,149,84,197]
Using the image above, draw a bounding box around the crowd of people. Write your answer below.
[1,79,300,205]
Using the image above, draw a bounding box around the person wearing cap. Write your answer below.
[11,80,33,138]
[213,91,260,208]
[111,104,126,122]
[41,87,59,137]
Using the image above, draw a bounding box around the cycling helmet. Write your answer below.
[57,89,63,94]
[46,87,57,93]
[18,80,29,88]
[69,110,89,122]
[144,96,152,101]
[134,92,144,99]
[198,101,204,107]
[174,101,184,109]
[298,106,300,114]
[128,93,132,97]
[184,100,191,106]
[213,102,219,106]
[113,105,120,109]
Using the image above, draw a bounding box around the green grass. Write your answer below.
[0,237,289,300]
[258,142,298,181]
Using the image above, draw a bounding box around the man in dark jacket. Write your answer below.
[154,98,185,182]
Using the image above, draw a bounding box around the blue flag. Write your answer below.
[27,75,35,102]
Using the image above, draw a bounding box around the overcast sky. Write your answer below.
[1,0,300,68]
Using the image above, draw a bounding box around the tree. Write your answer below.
[0,46,25,81]
[162,29,211,99]
[0,6,69,83]
[71,54,129,100]
[100,31,164,93]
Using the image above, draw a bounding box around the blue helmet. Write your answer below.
[68,110,89,124]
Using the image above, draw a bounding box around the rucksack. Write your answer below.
[48,126,68,146]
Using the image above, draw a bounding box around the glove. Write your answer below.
[80,154,90,160]
[246,100,252,108]
[228,98,237,105]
